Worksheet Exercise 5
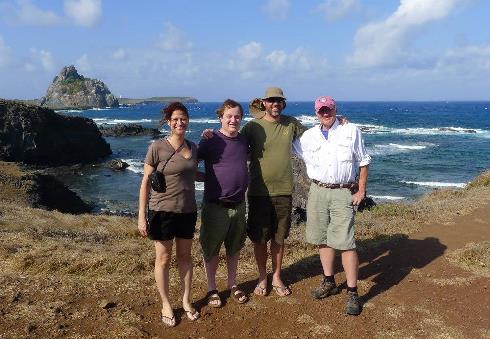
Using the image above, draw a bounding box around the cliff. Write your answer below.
[0,99,111,165]
[40,65,119,109]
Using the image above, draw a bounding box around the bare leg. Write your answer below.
[341,249,359,288]
[204,255,221,307]
[204,255,219,291]
[154,240,174,319]
[175,238,198,318]
[319,245,336,276]
[253,242,268,294]
[226,253,239,288]
[270,241,290,296]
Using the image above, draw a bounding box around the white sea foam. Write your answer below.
[369,142,435,156]
[191,118,220,124]
[389,143,427,150]
[297,115,318,126]
[122,159,144,174]
[94,118,153,125]
[371,195,405,201]
[195,182,204,191]
[55,109,84,113]
[402,181,466,188]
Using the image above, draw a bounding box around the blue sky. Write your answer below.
[1,0,489,101]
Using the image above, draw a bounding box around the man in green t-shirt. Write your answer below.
[241,87,306,297]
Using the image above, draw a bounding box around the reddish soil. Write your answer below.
[1,205,489,338]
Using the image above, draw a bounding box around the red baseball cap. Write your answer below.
[315,96,336,113]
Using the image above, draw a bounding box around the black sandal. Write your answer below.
[230,286,249,304]
[206,289,222,308]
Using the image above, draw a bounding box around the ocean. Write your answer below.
[57,101,490,214]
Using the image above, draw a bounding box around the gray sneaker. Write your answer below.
[345,291,361,315]
[311,277,339,299]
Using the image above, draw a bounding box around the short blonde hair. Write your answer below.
[215,99,243,118]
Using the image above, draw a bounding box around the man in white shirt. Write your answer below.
[293,96,371,315]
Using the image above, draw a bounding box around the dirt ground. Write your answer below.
[1,202,490,338]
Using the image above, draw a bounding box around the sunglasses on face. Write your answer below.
[317,107,335,115]
[265,97,285,104]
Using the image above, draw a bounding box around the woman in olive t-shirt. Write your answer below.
[137,102,199,327]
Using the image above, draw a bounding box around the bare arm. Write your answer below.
[352,165,368,206]
[137,163,155,236]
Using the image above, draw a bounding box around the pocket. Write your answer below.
[336,144,353,162]
[146,209,157,230]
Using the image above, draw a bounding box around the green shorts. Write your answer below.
[247,195,292,245]
[199,201,247,262]
[306,183,356,250]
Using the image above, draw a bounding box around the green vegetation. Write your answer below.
[60,77,86,95]
[448,241,490,276]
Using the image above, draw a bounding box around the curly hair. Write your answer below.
[159,102,189,127]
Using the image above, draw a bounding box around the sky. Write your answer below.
[1,0,489,101]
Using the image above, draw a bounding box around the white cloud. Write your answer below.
[436,44,490,73]
[23,62,35,72]
[237,42,262,60]
[347,0,458,68]
[0,35,11,67]
[76,54,91,73]
[112,48,127,60]
[64,0,101,27]
[316,0,360,21]
[262,0,290,20]
[157,22,193,51]
[12,0,62,26]
[29,48,56,71]
[229,42,328,80]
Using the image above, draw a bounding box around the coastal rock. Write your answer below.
[0,99,111,165]
[0,162,92,214]
[104,159,129,171]
[40,65,119,110]
[438,127,477,133]
[99,123,162,138]
[292,154,311,223]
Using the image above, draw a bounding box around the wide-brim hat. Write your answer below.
[262,87,286,100]
[249,98,266,119]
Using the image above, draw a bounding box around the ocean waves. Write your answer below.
[94,118,153,125]
[369,142,436,156]
[402,181,467,188]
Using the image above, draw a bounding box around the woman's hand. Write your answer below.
[138,216,148,237]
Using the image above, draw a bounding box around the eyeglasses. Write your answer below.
[317,107,335,115]
[264,97,285,104]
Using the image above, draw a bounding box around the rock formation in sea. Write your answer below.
[40,65,119,109]
[99,123,162,138]
[0,99,111,165]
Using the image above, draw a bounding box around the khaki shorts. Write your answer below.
[200,201,247,262]
[306,183,356,250]
[247,195,292,245]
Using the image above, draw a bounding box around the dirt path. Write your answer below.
[1,204,489,338]
[132,205,490,338]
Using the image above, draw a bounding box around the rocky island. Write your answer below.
[40,65,119,110]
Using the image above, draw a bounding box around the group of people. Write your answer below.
[137,87,371,327]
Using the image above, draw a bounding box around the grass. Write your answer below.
[447,241,490,277]
[0,168,489,337]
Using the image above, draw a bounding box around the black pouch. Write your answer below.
[149,171,166,192]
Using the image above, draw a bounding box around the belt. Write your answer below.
[311,179,358,190]
[209,200,242,209]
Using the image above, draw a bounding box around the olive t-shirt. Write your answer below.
[241,115,305,196]
[144,138,198,213]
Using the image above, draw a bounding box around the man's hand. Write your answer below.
[201,129,214,139]
[337,115,348,125]
[138,217,148,237]
[352,190,365,207]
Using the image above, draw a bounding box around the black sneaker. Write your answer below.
[311,277,339,299]
[345,291,361,315]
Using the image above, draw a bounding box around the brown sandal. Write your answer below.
[230,286,249,304]
[206,289,222,308]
